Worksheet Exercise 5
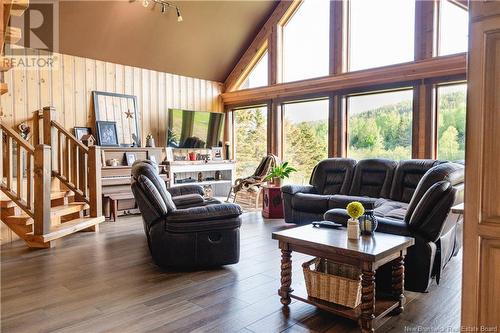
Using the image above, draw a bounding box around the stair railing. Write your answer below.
[0,122,51,235]
[33,107,102,218]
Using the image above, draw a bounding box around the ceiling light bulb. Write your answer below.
[142,0,149,7]
[161,3,166,13]
[176,7,183,22]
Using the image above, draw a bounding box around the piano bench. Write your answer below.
[105,193,137,222]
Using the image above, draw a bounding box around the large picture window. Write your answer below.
[233,106,268,179]
[282,0,330,82]
[239,51,268,90]
[349,0,415,71]
[282,99,329,184]
[347,90,413,160]
[437,0,468,56]
[436,83,467,161]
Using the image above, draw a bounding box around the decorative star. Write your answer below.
[125,109,134,119]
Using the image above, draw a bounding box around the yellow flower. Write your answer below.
[347,201,365,219]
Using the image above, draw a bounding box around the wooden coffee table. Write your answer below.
[272,225,414,333]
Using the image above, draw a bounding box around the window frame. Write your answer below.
[344,87,415,160]
[235,42,269,91]
[435,0,469,57]
[433,80,467,160]
[346,0,417,72]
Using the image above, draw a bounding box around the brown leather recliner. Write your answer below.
[131,160,242,268]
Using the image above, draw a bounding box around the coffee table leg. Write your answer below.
[279,248,292,306]
[391,254,405,314]
[360,266,375,333]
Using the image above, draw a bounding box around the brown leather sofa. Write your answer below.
[282,158,464,292]
[131,160,242,268]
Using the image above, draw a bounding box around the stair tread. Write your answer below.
[3,215,33,225]
[0,190,74,208]
[8,0,30,16]
[50,190,74,200]
[40,216,104,242]
[51,202,89,216]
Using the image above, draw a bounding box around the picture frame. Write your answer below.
[73,127,92,141]
[125,152,137,166]
[95,121,119,147]
[92,91,140,147]
[211,147,223,160]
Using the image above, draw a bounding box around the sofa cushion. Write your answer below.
[310,158,357,195]
[292,193,331,213]
[167,203,242,223]
[374,199,408,220]
[328,194,378,209]
[349,159,397,198]
[389,159,443,203]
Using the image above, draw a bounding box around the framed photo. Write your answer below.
[125,152,137,166]
[95,121,119,147]
[73,127,91,141]
[211,147,223,160]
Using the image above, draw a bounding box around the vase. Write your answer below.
[272,177,282,187]
[347,218,360,240]
[360,210,378,235]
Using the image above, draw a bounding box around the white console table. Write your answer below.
[164,160,236,197]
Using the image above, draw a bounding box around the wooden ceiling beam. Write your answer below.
[222,53,466,106]
[224,0,299,92]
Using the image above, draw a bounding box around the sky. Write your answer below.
[243,0,468,123]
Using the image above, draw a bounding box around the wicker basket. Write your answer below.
[302,258,362,308]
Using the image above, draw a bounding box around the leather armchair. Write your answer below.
[131,160,242,268]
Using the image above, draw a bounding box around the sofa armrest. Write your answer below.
[172,194,205,208]
[407,181,454,242]
[281,184,317,195]
[167,203,242,223]
[168,185,205,197]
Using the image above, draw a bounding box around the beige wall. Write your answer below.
[0,49,224,147]
[0,48,223,244]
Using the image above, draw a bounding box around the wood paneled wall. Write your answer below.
[0,49,224,146]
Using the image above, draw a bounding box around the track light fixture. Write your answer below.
[141,0,183,22]
[176,6,183,22]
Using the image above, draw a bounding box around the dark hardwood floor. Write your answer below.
[1,212,461,333]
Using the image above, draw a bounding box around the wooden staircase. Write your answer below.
[1,107,104,248]
[1,191,101,248]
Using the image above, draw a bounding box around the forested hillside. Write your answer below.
[234,90,466,185]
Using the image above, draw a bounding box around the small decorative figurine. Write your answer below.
[132,133,141,147]
[80,134,96,147]
[145,134,155,147]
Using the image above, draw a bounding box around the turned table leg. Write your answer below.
[279,248,292,306]
[360,266,376,333]
[391,254,405,314]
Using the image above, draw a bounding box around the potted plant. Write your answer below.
[264,162,297,187]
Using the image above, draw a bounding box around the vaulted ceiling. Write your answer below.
[59,0,278,82]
